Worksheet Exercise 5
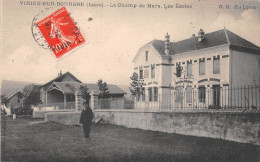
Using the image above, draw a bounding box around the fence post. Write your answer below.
[248,85,250,109]
[90,90,99,110]
[75,90,83,112]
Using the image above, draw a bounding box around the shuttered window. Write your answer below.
[199,60,205,75]
[187,62,192,76]
[213,57,220,74]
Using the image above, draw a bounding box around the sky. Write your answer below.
[1,0,260,86]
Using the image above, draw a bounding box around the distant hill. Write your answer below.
[1,80,38,97]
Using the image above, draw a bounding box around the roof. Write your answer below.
[41,72,81,88]
[86,84,126,94]
[8,91,22,100]
[50,82,126,95]
[145,29,260,55]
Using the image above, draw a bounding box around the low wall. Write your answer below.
[33,109,75,119]
[45,112,81,125]
[94,109,260,145]
[43,109,260,145]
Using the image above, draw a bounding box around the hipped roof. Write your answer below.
[145,29,260,55]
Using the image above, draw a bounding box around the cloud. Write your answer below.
[241,10,260,21]
[2,5,260,86]
[2,45,57,83]
[209,10,260,46]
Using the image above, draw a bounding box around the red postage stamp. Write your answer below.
[37,6,86,59]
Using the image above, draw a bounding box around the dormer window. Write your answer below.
[145,51,148,61]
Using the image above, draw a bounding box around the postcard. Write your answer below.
[1,0,260,161]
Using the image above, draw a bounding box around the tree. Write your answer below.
[175,63,183,78]
[97,79,109,98]
[129,72,140,97]
[79,85,90,105]
[1,95,8,106]
[22,84,41,107]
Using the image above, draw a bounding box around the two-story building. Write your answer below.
[132,28,260,109]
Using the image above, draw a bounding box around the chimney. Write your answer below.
[198,29,205,42]
[165,33,170,55]
[58,70,62,77]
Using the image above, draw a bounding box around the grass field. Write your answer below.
[1,115,259,162]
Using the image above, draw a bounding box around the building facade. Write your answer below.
[39,72,126,110]
[132,28,260,109]
[7,91,23,110]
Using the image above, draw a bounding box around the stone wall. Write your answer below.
[94,109,260,145]
[33,109,74,119]
[45,112,81,125]
[44,109,260,145]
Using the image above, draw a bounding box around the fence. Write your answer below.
[98,97,125,109]
[38,101,75,110]
[135,85,260,111]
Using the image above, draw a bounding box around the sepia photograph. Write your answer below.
[1,0,260,161]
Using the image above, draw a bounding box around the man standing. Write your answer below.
[79,102,94,139]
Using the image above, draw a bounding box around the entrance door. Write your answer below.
[212,85,220,107]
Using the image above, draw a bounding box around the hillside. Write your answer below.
[1,80,37,97]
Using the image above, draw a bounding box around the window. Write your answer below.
[186,86,192,103]
[213,57,220,74]
[17,99,20,103]
[148,88,153,102]
[198,86,206,103]
[142,88,146,101]
[154,87,158,102]
[136,88,140,101]
[151,64,155,78]
[145,51,148,61]
[187,61,192,76]
[199,59,205,75]
[139,69,143,79]
[176,63,182,77]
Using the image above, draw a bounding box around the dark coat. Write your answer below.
[79,107,93,125]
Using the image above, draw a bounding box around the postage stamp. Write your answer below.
[36,6,86,59]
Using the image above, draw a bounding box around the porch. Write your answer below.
[40,82,79,111]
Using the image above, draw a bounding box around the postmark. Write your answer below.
[32,6,86,59]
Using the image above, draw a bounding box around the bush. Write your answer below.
[13,106,33,116]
